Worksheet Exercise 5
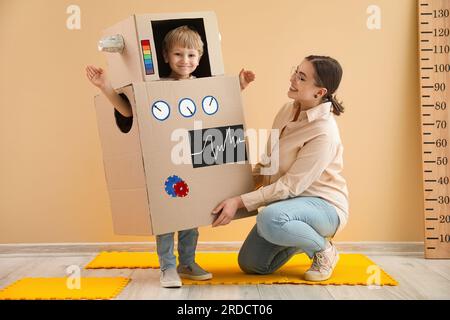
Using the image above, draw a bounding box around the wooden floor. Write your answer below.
[1,250,449,300]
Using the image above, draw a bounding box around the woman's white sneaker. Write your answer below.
[304,241,339,282]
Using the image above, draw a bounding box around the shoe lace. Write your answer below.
[311,252,331,273]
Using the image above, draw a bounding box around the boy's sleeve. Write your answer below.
[114,108,133,133]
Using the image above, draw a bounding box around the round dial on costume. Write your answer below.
[178,98,197,118]
[202,96,219,115]
[151,100,170,121]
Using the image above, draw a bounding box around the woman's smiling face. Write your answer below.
[288,60,327,106]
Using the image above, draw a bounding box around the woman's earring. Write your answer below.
[314,94,318,98]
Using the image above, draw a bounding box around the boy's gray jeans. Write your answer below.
[156,228,198,271]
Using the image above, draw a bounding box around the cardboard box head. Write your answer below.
[94,76,256,235]
[99,11,224,90]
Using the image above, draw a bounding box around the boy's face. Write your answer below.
[164,45,201,79]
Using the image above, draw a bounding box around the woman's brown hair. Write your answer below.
[305,55,344,116]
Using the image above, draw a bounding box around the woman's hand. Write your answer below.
[211,196,245,227]
[239,68,255,90]
[86,65,109,90]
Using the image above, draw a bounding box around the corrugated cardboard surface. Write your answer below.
[102,12,224,90]
[135,11,224,80]
[94,76,256,236]
[94,86,153,235]
[103,16,143,91]
[135,76,256,234]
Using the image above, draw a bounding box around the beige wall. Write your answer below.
[0,0,423,243]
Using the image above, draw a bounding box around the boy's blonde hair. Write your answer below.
[162,25,204,58]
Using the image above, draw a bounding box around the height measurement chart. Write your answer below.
[418,0,450,258]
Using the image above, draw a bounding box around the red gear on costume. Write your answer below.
[174,180,189,197]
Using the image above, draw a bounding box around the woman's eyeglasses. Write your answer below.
[290,66,305,82]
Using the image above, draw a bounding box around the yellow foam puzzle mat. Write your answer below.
[0,277,130,300]
[85,252,398,286]
[185,253,398,286]
[85,251,161,269]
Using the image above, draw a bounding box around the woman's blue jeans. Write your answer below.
[238,196,340,275]
[156,228,198,271]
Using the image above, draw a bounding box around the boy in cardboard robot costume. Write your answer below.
[87,12,257,288]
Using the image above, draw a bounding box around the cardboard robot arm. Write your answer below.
[98,34,125,53]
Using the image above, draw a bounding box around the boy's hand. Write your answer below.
[239,68,255,90]
[86,65,109,90]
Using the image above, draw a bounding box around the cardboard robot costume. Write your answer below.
[94,12,257,236]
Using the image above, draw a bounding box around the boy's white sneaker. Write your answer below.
[160,267,182,288]
[304,241,339,282]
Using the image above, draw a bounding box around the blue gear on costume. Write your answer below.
[164,175,183,197]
